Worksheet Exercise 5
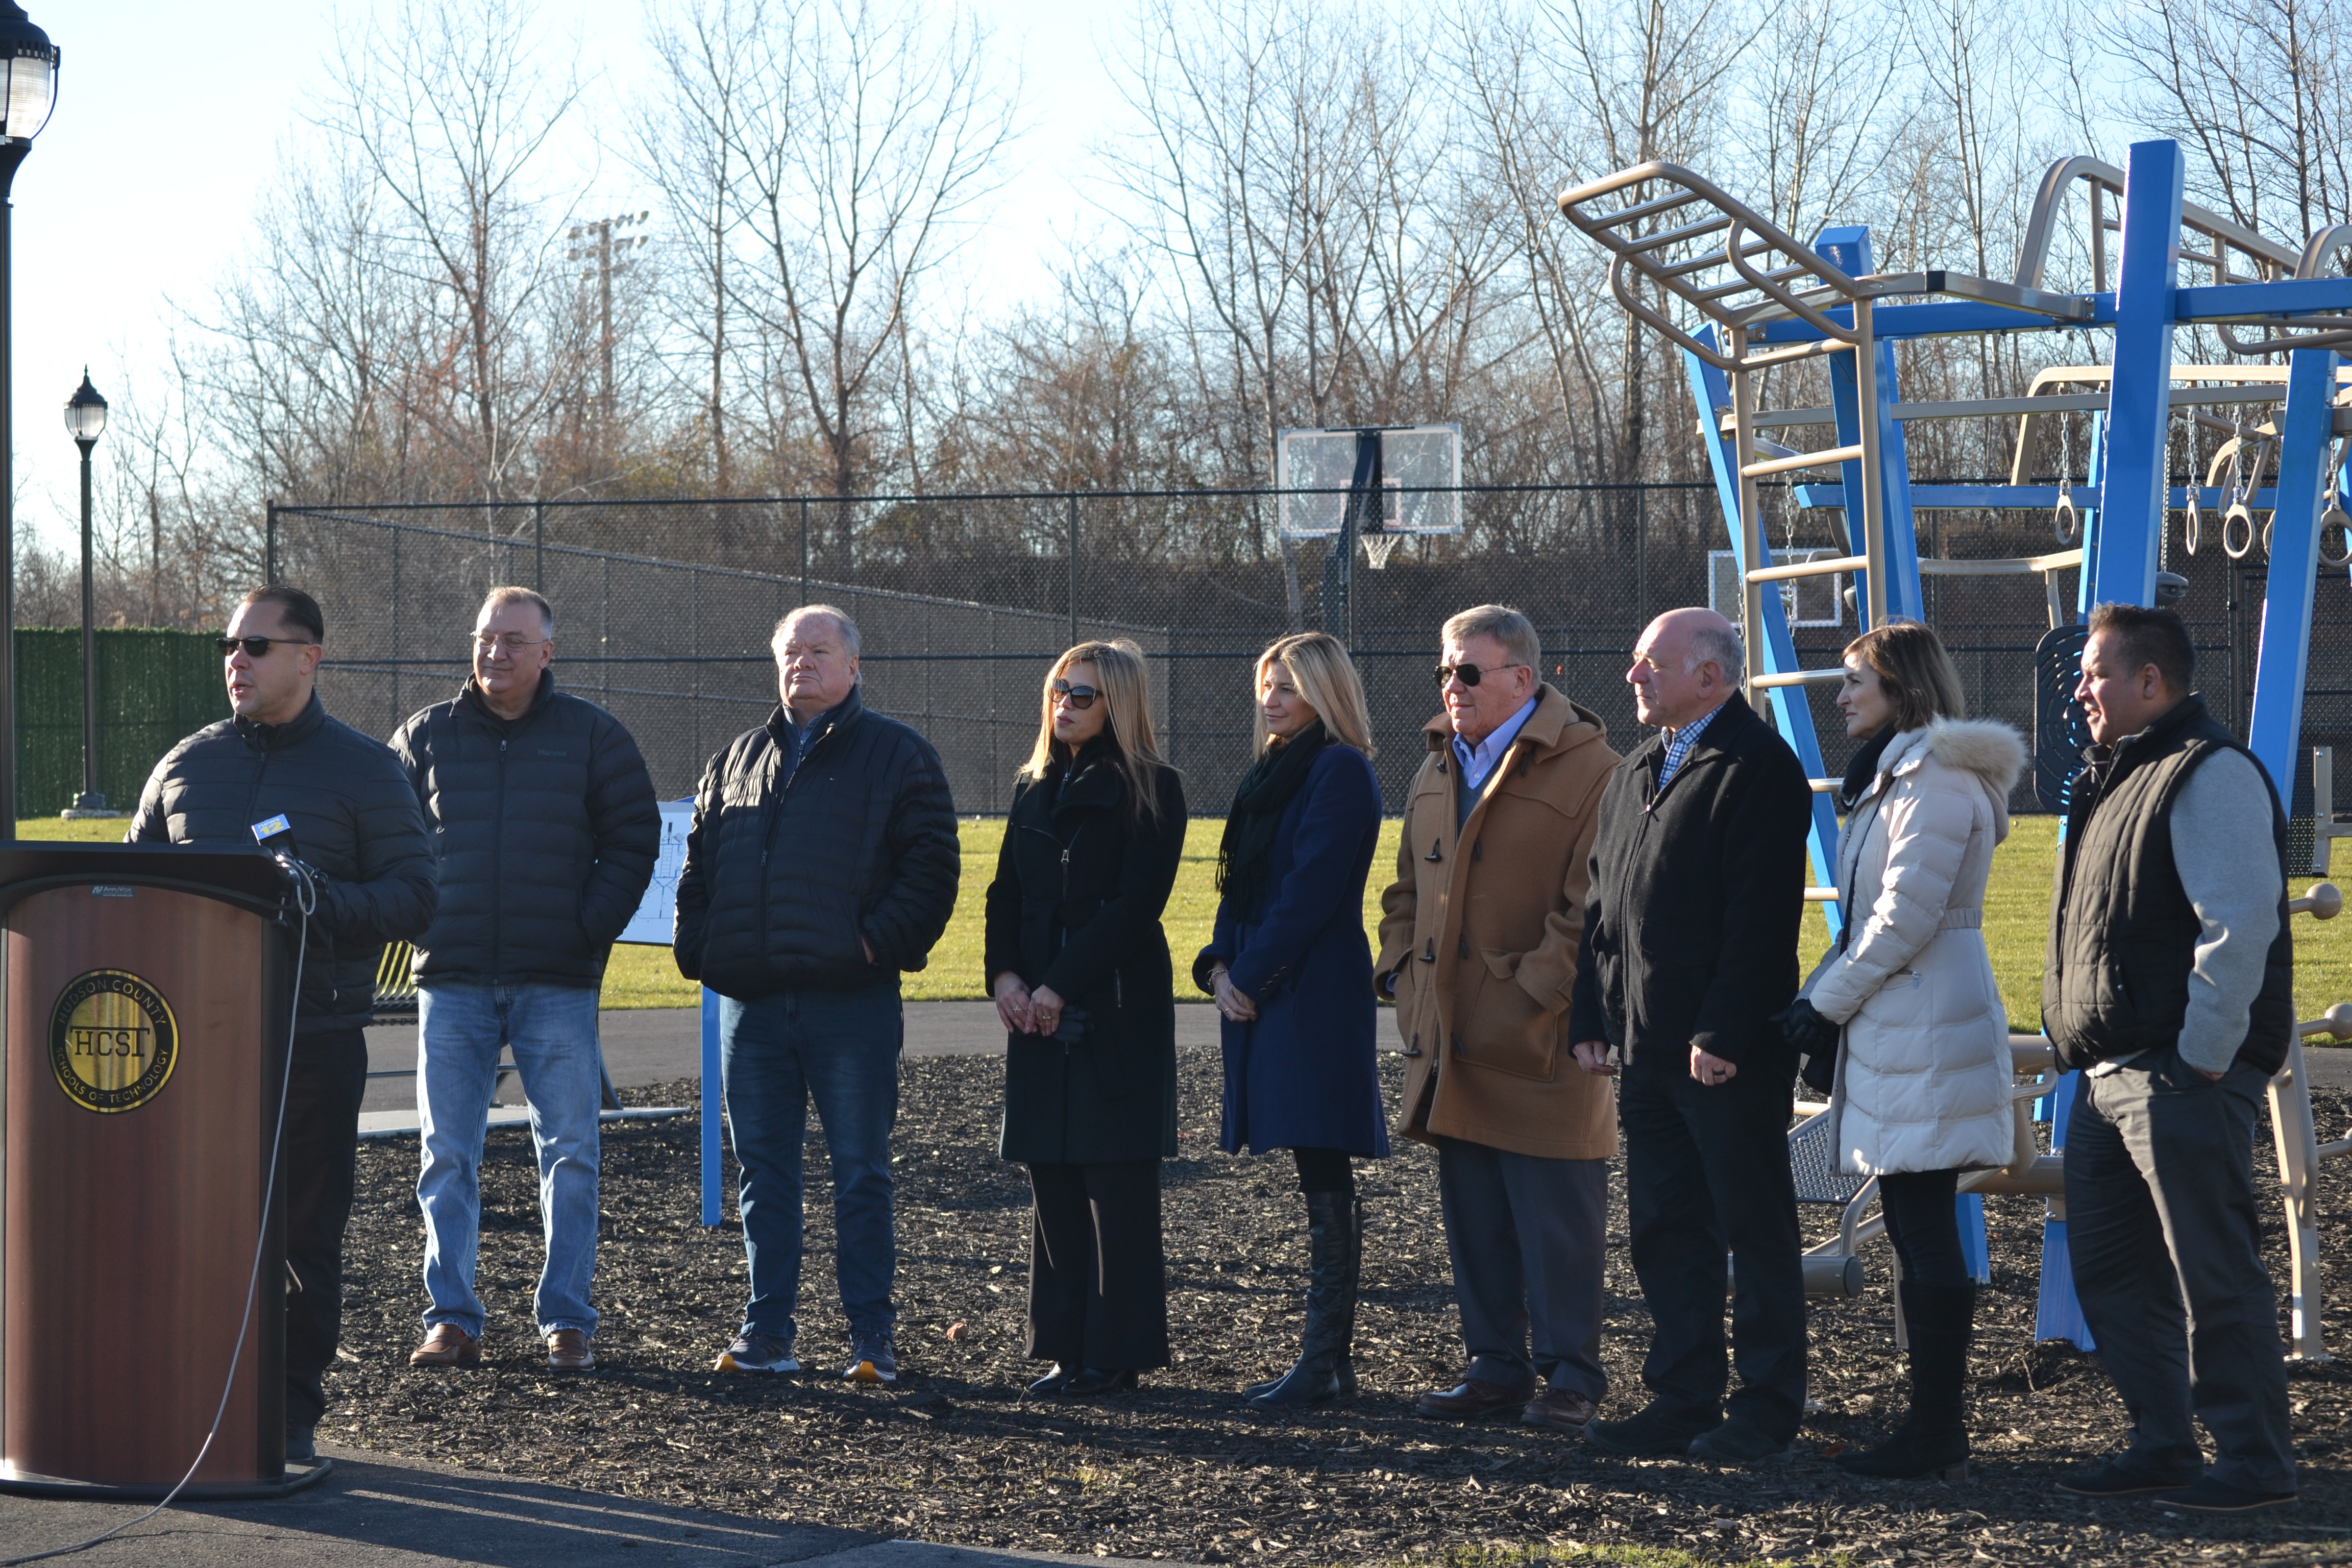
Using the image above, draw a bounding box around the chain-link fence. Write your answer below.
[268,486,2352,817]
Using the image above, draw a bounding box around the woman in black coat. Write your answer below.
[1194,631,1388,1409]
[985,639,1188,1397]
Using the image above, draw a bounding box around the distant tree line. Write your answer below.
[46,0,2352,628]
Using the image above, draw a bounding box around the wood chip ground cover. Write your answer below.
[333,1052,2352,1565]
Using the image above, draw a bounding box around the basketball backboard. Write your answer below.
[1277,425,1464,538]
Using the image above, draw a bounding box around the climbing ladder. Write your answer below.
[1560,139,2352,1359]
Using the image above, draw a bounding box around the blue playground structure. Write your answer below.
[1561,139,2352,1360]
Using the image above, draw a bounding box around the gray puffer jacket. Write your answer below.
[1807,718,2030,1177]
[128,692,437,1036]
[391,672,662,989]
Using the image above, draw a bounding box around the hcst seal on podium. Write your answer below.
[49,969,179,1113]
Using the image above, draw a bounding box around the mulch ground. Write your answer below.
[331,1052,2352,1567]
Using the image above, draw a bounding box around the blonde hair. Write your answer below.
[1252,632,1376,756]
[1017,640,1172,824]
[1843,620,1967,732]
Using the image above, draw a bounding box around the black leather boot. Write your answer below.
[1836,1281,1974,1481]
[1250,1189,1360,1409]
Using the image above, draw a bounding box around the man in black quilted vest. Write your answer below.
[391,586,660,1376]
[130,584,437,1463]
[2045,601,2296,1513]
[675,605,959,1385]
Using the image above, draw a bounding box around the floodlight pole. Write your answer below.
[0,140,25,836]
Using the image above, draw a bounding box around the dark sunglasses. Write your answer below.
[1435,660,1526,688]
[217,635,315,658]
[1051,679,1100,710]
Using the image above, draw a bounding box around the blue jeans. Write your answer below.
[415,983,604,1339]
[719,980,902,1343]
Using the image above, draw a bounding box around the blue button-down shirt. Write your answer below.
[1655,700,1726,791]
[1451,696,1539,792]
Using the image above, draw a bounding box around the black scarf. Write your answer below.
[1215,721,1330,919]
[1838,725,1895,812]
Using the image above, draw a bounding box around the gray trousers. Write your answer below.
[2066,1052,2296,1494]
[1435,1137,1609,1401]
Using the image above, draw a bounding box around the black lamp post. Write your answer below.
[65,368,104,814]
[0,2,58,835]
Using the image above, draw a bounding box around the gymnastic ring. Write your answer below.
[2222,502,2256,560]
[2322,505,2352,569]
[2184,491,2202,554]
[2053,494,2079,546]
[2263,514,2274,557]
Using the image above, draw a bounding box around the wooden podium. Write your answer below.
[0,844,316,1499]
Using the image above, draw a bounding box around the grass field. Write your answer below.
[31,812,2349,1028]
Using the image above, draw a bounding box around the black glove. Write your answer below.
[1772,997,1838,1058]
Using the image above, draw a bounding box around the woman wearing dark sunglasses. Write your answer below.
[1194,631,1388,1409]
[985,640,1188,1398]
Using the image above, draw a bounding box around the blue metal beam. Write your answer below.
[1685,337,1845,940]
[2176,278,2352,320]
[2246,347,2339,783]
[1753,297,2116,346]
[1794,484,2257,511]
[2090,141,2185,610]
[1817,229,1922,624]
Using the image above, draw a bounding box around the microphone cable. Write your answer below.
[2,856,320,1567]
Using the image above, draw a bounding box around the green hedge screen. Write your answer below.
[15,629,230,818]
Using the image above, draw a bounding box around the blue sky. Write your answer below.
[12,0,1119,550]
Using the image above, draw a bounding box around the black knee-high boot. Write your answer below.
[1248,1191,1360,1408]
[1836,1281,1975,1480]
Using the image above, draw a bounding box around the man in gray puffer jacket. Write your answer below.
[392,586,660,1375]
[130,584,437,1462]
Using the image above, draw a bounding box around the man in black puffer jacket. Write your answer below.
[129,584,436,1461]
[391,586,660,1376]
[676,604,959,1385]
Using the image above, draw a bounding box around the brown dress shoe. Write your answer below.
[1415,1378,1527,1419]
[409,1324,480,1367]
[1523,1386,1597,1433]
[547,1329,596,1371]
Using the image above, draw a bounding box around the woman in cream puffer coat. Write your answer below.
[1782,621,2026,1484]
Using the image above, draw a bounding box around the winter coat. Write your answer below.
[2043,693,2296,1077]
[1375,685,1621,1161]
[674,689,961,999]
[1806,720,2028,1177]
[985,741,1188,1165]
[1192,742,1389,1159]
[128,691,437,1037]
[391,672,662,989]
[1567,692,1814,1073]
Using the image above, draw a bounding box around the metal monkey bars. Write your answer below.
[1559,139,2352,1360]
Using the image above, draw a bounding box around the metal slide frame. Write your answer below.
[1561,138,2352,1359]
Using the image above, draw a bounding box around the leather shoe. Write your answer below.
[1688,1414,1792,1464]
[1587,1401,1714,1457]
[2152,1478,2297,1513]
[409,1324,480,1367]
[1026,1364,1076,1397]
[547,1329,595,1371]
[2055,1453,2202,1498]
[1060,1367,1139,1395]
[1522,1386,1597,1434]
[1415,1378,1527,1420]
[285,1425,317,1465]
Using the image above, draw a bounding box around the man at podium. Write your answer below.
[128,584,437,1463]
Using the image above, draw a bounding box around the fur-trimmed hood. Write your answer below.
[1870,718,2027,811]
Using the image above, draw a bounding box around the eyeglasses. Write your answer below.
[473,633,549,657]
[1435,661,1526,688]
[1051,679,1100,710]
[217,635,314,658]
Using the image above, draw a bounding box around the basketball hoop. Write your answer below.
[1363,530,1402,570]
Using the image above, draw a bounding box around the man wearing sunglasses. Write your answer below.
[675,605,960,1386]
[129,584,437,1463]
[390,587,660,1375]
[1376,604,1622,1438]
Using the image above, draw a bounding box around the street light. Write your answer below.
[65,368,105,815]
[0,2,57,835]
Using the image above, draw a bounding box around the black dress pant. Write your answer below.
[1620,1052,1807,1438]
[282,1028,370,1431]
[1026,1160,1171,1370]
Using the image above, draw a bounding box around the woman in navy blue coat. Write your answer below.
[1193,630,1388,1409]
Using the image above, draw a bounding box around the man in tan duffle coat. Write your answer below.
[1376,603,1621,1435]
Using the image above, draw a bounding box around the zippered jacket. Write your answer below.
[1566,692,1813,1070]
[673,689,960,998]
[984,738,1188,1164]
[390,672,661,989]
[129,691,437,1036]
